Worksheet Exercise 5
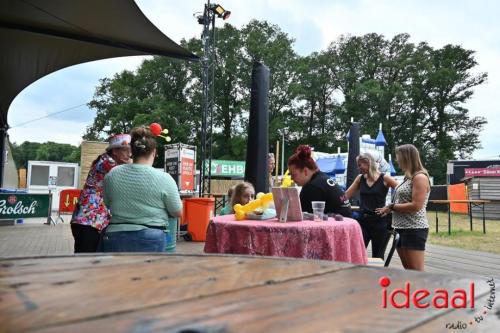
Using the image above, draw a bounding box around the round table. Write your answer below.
[204,215,368,264]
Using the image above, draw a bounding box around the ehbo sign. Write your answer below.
[205,160,245,177]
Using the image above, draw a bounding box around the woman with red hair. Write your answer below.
[288,145,352,217]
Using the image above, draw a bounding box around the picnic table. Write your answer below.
[1,254,498,332]
[428,199,491,234]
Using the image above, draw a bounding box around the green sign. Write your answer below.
[0,194,51,219]
[204,160,245,177]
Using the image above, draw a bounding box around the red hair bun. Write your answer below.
[296,145,312,160]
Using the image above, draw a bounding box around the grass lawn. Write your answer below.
[426,211,500,254]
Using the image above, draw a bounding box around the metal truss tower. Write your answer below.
[197,1,230,196]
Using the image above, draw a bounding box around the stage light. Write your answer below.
[211,4,231,20]
[197,15,206,25]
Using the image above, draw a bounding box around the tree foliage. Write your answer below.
[84,22,487,183]
[11,141,80,168]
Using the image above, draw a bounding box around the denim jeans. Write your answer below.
[101,228,166,252]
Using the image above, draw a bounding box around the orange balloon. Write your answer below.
[149,123,162,136]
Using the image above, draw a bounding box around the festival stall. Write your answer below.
[464,167,500,220]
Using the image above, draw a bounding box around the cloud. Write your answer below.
[6,0,499,159]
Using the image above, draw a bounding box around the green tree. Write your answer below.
[325,34,487,183]
[11,141,80,167]
[84,55,197,168]
[293,52,343,151]
[211,23,247,159]
[11,141,41,168]
[412,44,487,183]
[241,20,299,147]
[83,24,487,183]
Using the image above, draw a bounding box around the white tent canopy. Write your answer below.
[0,0,198,127]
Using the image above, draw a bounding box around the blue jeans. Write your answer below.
[101,229,166,252]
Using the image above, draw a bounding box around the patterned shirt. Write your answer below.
[71,153,117,231]
[392,173,430,229]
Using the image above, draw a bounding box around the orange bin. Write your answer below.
[183,197,215,241]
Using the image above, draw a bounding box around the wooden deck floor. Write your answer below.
[367,241,500,280]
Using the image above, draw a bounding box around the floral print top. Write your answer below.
[71,153,117,231]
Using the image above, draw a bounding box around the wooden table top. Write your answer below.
[428,199,491,204]
[1,254,498,332]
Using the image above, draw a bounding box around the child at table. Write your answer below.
[220,185,235,215]
[219,182,255,215]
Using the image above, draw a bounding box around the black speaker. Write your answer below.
[244,61,270,193]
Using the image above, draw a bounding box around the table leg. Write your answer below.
[469,202,473,231]
[482,203,486,234]
[435,209,438,233]
[448,203,451,235]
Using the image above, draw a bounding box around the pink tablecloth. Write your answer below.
[204,215,367,264]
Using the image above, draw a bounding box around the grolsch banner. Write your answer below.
[0,193,51,219]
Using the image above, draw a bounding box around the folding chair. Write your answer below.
[384,229,400,267]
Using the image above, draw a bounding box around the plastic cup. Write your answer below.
[311,201,325,222]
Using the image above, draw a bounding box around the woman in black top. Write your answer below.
[288,145,352,217]
[346,152,398,259]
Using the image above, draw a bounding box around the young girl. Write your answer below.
[219,182,255,215]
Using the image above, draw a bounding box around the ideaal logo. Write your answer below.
[379,276,496,330]
[445,278,496,330]
[379,276,475,309]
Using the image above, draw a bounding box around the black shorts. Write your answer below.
[395,228,428,251]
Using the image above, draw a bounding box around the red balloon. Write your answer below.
[149,123,162,136]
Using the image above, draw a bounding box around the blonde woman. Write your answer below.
[376,144,430,271]
[345,152,398,259]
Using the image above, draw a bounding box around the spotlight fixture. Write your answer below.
[211,4,231,20]
[197,15,207,25]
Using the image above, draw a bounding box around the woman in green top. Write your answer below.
[102,126,182,252]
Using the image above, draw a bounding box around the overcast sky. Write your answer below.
[7,0,499,159]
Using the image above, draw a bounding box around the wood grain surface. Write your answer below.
[1,254,497,333]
